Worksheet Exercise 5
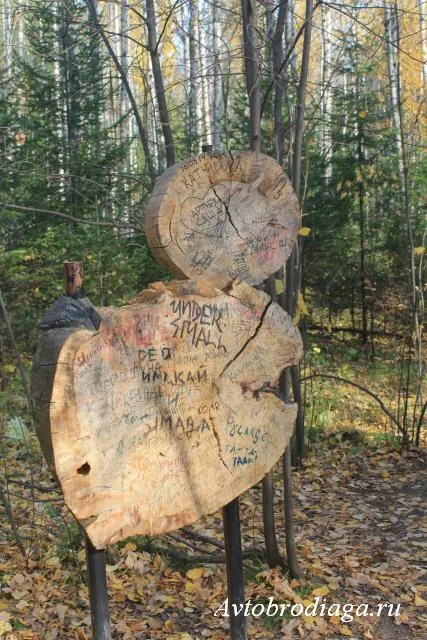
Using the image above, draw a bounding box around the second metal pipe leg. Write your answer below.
[85,535,112,640]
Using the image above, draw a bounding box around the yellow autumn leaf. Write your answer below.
[359,110,368,118]
[123,542,137,553]
[340,624,353,636]
[297,292,309,316]
[415,594,427,606]
[275,279,284,294]
[414,247,425,255]
[293,292,309,326]
[45,555,60,567]
[3,364,15,374]
[185,581,197,592]
[298,226,311,236]
[186,567,205,581]
[312,586,329,597]
[395,610,409,625]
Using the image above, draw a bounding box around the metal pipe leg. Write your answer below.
[85,536,112,640]
[223,498,247,640]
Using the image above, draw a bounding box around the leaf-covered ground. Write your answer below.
[0,426,425,639]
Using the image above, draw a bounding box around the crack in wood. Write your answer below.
[210,416,231,473]
[210,183,244,241]
[219,299,273,379]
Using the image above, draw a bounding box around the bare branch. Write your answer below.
[1,203,145,233]
[300,373,402,432]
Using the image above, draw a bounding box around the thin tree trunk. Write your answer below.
[1,0,12,99]
[262,472,282,568]
[284,0,313,465]
[282,443,300,578]
[357,126,368,344]
[280,0,314,579]
[145,0,175,167]
[188,0,199,153]
[197,0,210,146]
[420,3,427,94]
[384,1,402,159]
[291,0,313,197]
[272,1,286,163]
[212,2,222,149]
[262,277,282,568]
[241,1,282,569]
[119,0,129,146]
[284,0,297,164]
[241,0,261,152]
[320,4,332,178]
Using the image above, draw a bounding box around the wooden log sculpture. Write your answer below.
[32,280,302,549]
[146,151,300,288]
[31,151,303,550]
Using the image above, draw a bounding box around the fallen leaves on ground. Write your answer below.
[0,428,425,639]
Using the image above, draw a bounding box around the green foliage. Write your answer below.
[301,31,425,319]
[0,0,168,350]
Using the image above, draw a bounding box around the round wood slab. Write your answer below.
[32,280,302,548]
[146,151,300,288]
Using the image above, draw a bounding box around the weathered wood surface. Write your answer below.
[32,280,302,549]
[146,151,300,288]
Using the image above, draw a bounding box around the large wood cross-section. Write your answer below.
[32,280,302,549]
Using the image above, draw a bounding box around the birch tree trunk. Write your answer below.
[188,0,200,153]
[321,4,332,179]
[0,0,11,97]
[384,1,402,159]
[179,4,191,154]
[357,107,368,344]
[211,2,223,149]
[420,3,427,95]
[197,0,211,146]
[283,0,297,165]
[285,0,297,75]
